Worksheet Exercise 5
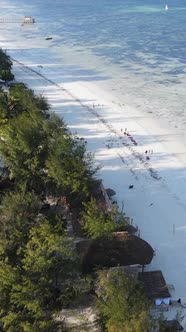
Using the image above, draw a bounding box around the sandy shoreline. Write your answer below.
[0,46,185,325]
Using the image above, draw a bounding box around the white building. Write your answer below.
[23,16,35,24]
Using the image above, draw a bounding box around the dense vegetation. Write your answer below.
[0,49,153,332]
[81,198,128,239]
[96,269,151,332]
[0,49,14,81]
[0,50,97,331]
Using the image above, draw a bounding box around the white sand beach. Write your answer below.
[1,25,186,326]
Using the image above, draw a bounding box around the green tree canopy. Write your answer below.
[0,50,98,330]
[0,48,14,81]
[46,133,96,208]
[0,109,50,191]
[96,269,151,332]
[8,83,49,115]
[0,217,74,331]
[0,90,17,124]
[81,198,116,239]
[81,198,128,239]
[0,191,40,261]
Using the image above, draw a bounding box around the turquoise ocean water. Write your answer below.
[1,0,186,131]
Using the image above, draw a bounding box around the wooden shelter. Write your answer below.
[162,320,183,331]
[77,231,154,272]
[138,270,170,301]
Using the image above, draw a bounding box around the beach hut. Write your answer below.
[162,320,183,331]
[76,231,154,272]
[138,270,171,304]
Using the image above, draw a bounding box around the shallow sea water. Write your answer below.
[1,0,186,133]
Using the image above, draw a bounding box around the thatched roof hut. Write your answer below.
[76,231,154,272]
[138,270,170,300]
[162,320,183,331]
[120,224,137,234]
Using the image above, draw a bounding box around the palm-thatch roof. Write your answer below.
[119,224,137,234]
[162,320,183,331]
[76,231,154,272]
[138,270,170,300]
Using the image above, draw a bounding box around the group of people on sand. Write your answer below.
[145,149,153,161]
[145,150,153,154]
[120,128,154,158]
[121,128,131,136]
[121,128,138,146]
